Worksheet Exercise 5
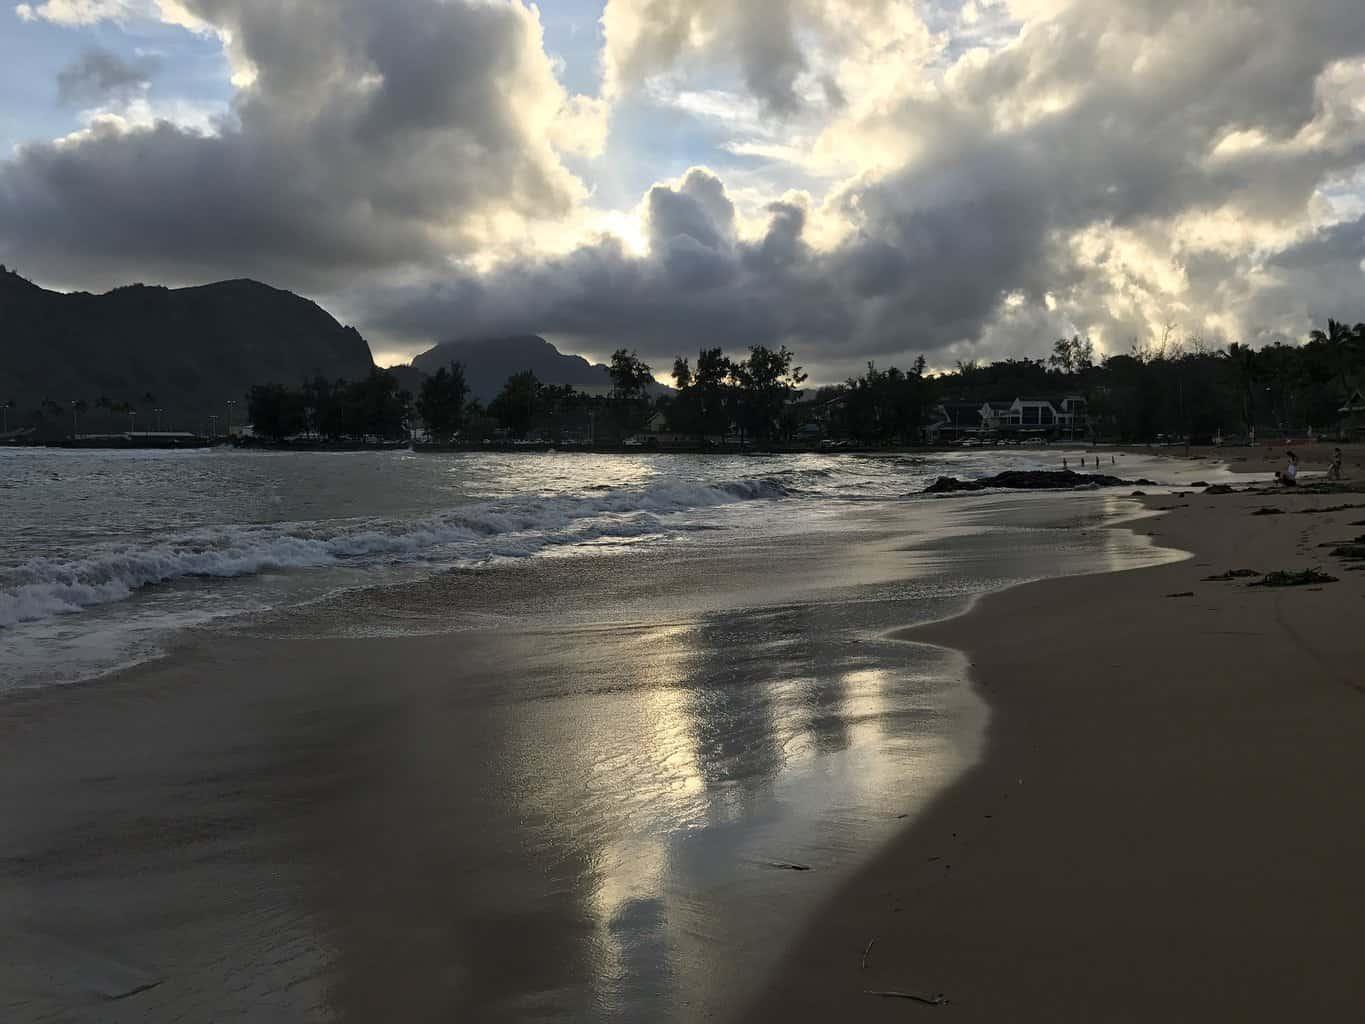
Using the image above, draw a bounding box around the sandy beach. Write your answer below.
[747,472,1365,1020]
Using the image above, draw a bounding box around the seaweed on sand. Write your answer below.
[1202,569,1261,581]
[1249,568,1339,587]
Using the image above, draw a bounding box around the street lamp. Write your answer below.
[154,407,163,432]
[226,400,237,438]
[209,414,218,441]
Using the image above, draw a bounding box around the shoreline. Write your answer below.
[743,481,1365,1020]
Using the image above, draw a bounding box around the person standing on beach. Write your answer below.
[1328,448,1344,481]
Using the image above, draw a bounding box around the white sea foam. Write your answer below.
[0,474,793,628]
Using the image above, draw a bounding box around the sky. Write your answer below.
[2,0,1365,383]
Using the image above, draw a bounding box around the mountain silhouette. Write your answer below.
[411,335,616,403]
[0,267,374,428]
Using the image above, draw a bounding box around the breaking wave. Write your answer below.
[0,475,792,628]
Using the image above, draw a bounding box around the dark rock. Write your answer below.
[1189,480,1209,487]
[923,470,1132,494]
[1251,507,1285,516]
[1204,484,1234,495]
[1130,490,1147,497]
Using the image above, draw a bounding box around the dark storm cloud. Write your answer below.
[56,48,156,106]
[0,0,584,291]
[603,0,816,117]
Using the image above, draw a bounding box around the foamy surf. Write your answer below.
[0,474,793,629]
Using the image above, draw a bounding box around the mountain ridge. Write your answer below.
[411,335,618,403]
[0,267,375,426]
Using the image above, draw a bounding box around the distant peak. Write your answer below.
[0,266,41,292]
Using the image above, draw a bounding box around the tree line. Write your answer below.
[404,345,809,445]
[939,324,1365,441]
[11,320,1363,446]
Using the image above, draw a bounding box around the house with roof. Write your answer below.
[925,400,989,441]
[1339,388,1365,436]
[927,394,1089,441]
[980,395,1088,435]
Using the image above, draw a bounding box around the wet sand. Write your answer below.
[747,484,1365,1020]
[0,490,1187,1022]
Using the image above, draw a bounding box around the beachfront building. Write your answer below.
[979,395,1089,436]
[928,394,1089,441]
[925,400,990,441]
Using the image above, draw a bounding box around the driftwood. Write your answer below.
[864,990,949,1007]
[765,860,811,871]
[1201,569,1261,581]
[861,938,876,970]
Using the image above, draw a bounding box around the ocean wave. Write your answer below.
[0,474,792,628]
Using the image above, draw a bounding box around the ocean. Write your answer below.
[0,446,1222,693]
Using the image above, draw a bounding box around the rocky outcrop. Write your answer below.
[924,470,1149,493]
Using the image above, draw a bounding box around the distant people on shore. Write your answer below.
[1276,451,1299,487]
[1328,447,1344,481]
[1062,457,1069,470]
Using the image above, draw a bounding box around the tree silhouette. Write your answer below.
[489,371,541,439]
[416,362,469,442]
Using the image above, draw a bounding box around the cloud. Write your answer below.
[356,0,1365,380]
[602,0,820,117]
[16,0,144,24]
[56,48,157,106]
[7,0,1365,377]
[0,0,601,292]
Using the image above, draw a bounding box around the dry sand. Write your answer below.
[745,482,1365,1020]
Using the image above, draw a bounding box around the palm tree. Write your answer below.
[1226,342,1257,434]
[1309,319,1354,398]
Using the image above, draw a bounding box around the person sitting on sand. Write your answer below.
[1276,451,1299,487]
[1328,448,1344,481]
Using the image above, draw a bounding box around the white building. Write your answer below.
[978,395,1088,434]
